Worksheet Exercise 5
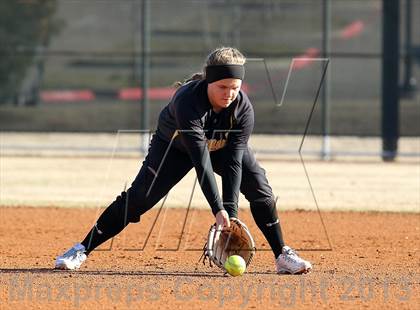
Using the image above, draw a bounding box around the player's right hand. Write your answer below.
[215,210,230,230]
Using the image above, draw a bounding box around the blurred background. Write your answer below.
[0,0,419,210]
[0,0,418,136]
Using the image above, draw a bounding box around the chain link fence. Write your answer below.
[0,0,419,139]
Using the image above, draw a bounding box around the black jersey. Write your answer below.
[156,79,254,215]
[157,79,253,151]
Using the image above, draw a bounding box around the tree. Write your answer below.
[0,0,61,104]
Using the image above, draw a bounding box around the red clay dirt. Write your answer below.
[0,207,419,309]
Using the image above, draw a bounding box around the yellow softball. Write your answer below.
[224,255,246,276]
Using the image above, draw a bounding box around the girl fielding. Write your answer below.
[55,47,312,275]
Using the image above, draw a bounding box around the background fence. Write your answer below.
[0,0,419,138]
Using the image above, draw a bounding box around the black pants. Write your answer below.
[123,134,274,222]
[82,134,283,256]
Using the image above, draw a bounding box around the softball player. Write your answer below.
[55,47,312,274]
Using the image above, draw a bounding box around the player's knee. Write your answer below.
[250,196,278,224]
[116,189,148,223]
[250,195,275,210]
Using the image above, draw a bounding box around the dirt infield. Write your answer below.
[1,133,419,308]
[0,207,418,309]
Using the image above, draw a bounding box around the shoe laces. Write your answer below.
[282,247,301,263]
[63,247,84,259]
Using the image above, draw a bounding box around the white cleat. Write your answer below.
[275,246,312,275]
[55,243,87,270]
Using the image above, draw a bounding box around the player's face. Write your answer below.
[207,78,242,113]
